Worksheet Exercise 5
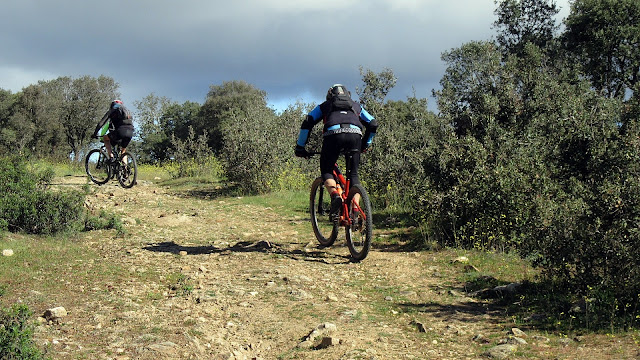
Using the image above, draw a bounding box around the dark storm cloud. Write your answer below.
[0,0,571,111]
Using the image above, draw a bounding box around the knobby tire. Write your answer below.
[310,177,338,247]
[345,184,373,261]
[85,148,111,185]
[116,151,137,188]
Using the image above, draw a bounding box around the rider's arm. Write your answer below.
[93,110,111,137]
[359,107,378,149]
[296,105,324,147]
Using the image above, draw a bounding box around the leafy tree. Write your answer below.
[199,80,273,153]
[434,41,506,137]
[161,101,202,142]
[168,126,219,179]
[355,66,397,119]
[277,101,318,190]
[564,0,640,99]
[52,75,119,161]
[133,93,174,163]
[493,0,560,57]
[217,95,283,193]
[9,83,63,158]
[362,96,444,211]
[7,76,118,160]
[0,89,18,154]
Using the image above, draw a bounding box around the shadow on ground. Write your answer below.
[143,240,352,264]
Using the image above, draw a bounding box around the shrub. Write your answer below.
[218,101,310,194]
[0,156,85,234]
[168,127,222,179]
[0,304,45,360]
[84,210,124,234]
[424,42,640,328]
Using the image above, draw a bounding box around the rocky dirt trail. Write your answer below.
[21,176,640,359]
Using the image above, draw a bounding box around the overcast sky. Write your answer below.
[0,0,571,113]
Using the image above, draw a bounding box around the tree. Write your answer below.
[10,83,62,158]
[161,101,202,142]
[355,66,397,119]
[0,89,18,154]
[133,93,174,163]
[564,0,640,98]
[53,75,119,161]
[434,41,505,137]
[198,80,273,153]
[493,0,560,57]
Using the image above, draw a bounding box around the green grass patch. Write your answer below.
[136,163,171,182]
[166,272,194,297]
[245,190,309,215]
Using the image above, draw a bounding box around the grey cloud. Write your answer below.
[0,0,571,111]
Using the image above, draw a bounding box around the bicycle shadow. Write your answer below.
[143,240,352,264]
[397,299,505,326]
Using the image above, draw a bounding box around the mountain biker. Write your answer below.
[295,84,378,219]
[92,99,134,163]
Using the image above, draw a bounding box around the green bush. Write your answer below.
[0,304,45,360]
[84,210,124,233]
[0,157,85,234]
[424,42,640,329]
[218,99,311,194]
[168,127,222,179]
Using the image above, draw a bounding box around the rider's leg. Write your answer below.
[324,178,338,195]
[103,135,114,160]
[346,136,362,205]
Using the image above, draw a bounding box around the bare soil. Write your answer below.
[6,175,640,359]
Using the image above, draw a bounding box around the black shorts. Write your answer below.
[320,133,362,184]
[108,126,134,148]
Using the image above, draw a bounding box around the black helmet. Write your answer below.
[326,84,349,100]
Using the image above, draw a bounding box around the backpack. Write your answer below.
[329,94,358,114]
[116,106,133,125]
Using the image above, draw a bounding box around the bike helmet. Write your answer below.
[326,84,349,100]
[111,99,123,109]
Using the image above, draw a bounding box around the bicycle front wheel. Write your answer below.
[310,177,338,247]
[85,148,111,185]
[116,151,138,188]
[345,184,373,261]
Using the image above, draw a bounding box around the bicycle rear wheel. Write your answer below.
[345,184,373,261]
[310,177,338,247]
[85,148,111,185]
[116,151,138,188]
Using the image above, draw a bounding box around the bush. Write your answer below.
[424,43,640,329]
[168,127,223,179]
[360,97,443,212]
[0,157,85,234]
[218,100,311,194]
[0,304,45,360]
[84,210,124,234]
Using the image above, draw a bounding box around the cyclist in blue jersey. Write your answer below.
[295,84,378,219]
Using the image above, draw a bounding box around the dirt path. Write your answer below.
[22,176,640,359]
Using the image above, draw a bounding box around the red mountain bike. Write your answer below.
[308,150,373,261]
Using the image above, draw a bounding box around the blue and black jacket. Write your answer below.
[296,98,378,149]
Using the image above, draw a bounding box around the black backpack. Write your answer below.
[116,106,133,125]
[330,94,358,114]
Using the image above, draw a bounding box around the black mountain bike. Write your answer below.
[308,150,373,261]
[85,142,137,188]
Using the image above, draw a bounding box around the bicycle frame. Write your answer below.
[330,153,366,227]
